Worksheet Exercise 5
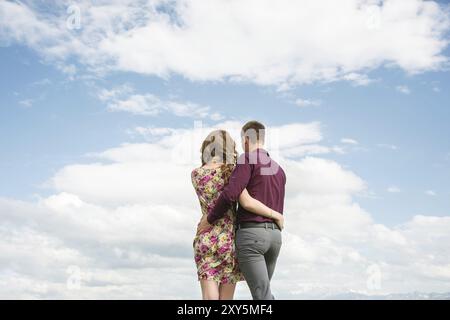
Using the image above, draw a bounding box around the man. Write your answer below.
[197,120,286,300]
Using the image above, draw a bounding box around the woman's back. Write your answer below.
[191,166,228,216]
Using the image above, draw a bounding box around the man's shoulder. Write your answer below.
[271,157,286,176]
[236,152,251,165]
[278,162,286,181]
[236,149,267,165]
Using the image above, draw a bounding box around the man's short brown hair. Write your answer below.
[241,120,265,144]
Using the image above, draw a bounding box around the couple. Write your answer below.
[191,121,286,300]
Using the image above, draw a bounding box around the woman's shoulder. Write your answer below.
[191,167,201,180]
[191,165,225,182]
[193,165,223,172]
[192,166,216,176]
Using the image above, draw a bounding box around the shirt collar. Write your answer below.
[250,148,269,157]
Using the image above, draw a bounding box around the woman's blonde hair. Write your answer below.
[200,130,237,183]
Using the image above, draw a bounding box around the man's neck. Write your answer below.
[248,144,264,153]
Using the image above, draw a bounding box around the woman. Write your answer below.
[191,130,284,300]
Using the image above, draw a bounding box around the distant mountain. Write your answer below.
[323,291,450,300]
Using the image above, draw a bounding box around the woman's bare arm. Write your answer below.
[238,189,284,230]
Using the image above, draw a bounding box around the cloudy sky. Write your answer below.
[1,0,450,299]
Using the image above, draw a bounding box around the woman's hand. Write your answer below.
[272,211,284,231]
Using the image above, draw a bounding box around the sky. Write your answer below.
[1,0,450,299]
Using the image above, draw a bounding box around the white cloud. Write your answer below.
[108,94,163,116]
[377,143,398,150]
[387,186,401,193]
[51,121,330,207]
[281,145,338,158]
[1,0,448,85]
[272,122,323,149]
[58,64,77,77]
[396,85,411,94]
[341,73,374,86]
[341,138,359,145]
[98,85,222,120]
[31,78,51,86]
[97,84,134,102]
[425,190,437,196]
[132,127,177,138]
[2,121,450,298]
[19,99,33,108]
[295,98,321,108]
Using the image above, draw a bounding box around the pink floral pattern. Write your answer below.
[191,166,244,284]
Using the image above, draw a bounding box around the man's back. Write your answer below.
[235,148,286,224]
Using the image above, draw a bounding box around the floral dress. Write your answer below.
[191,166,244,284]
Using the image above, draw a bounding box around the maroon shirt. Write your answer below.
[207,148,286,224]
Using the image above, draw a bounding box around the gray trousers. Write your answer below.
[235,227,282,300]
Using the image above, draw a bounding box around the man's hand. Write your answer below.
[275,214,284,230]
[197,214,213,235]
[272,211,284,231]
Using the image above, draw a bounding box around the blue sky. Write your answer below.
[2,44,449,225]
[1,0,450,298]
